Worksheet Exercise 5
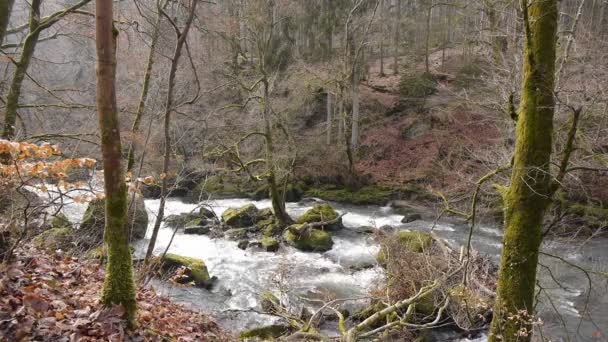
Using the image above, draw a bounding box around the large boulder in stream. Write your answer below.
[296,204,343,231]
[221,204,259,227]
[78,190,148,247]
[283,224,333,252]
[161,253,212,288]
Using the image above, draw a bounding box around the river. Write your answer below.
[63,195,608,341]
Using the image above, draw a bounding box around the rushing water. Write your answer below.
[60,196,607,341]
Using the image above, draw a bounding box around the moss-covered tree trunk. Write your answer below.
[262,79,290,226]
[95,0,137,324]
[2,0,91,140]
[126,1,165,172]
[488,0,558,340]
[1,0,41,140]
[0,0,15,44]
[145,0,198,262]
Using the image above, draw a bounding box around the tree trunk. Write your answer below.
[145,0,198,262]
[95,0,137,324]
[126,1,165,172]
[326,91,332,145]
[488,0,558,339]
[2,0,91,140]
[0,0,15,44]
[262,80,290,225]
[350,68,359,151]
[393,0,401,75]
[424,4,432,73]
[2,0,42,140]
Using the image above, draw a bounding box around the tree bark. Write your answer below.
[424,4,432,73]
[2,0,42,140]
[393,0,401,75]
[350,67,360,151]
[0,0,15,44]
[145,0,198,262]
[488,0,558,339]
[262,79,291,226]
[126,1,166,172]
[326,91,332,145]
[95,0,137,324]
[2,0,91,140]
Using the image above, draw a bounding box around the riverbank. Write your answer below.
[0,245,231,341]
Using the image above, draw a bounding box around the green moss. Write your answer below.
[226,228,250,239]
[222,204,259,227]
[260,291,280,313]
[376,231,433,264]
[260,237,279,252]
[196,175,248,198]
[305,185,394,205]
[239,325,290,340]
[51,213,71,229]
[283,225,333,252]
[161,253,211,287]
[296,204,343,231]
[185,218,207,228]
[32,227,72,251]
[165,213,199,228]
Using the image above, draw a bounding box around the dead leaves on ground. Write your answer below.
[0,246,231,341]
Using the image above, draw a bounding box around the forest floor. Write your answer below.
[0,245,232,341]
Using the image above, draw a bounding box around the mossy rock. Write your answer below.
[283,225,333,252]
[305,185,393,205]
[401,213,422,223]
[225,228,251,240]
[257,208,274,220]
[222,204,259,228]
[139,183,162,199]
[196,175,247,199]
[185,218,209,228]
[165,213,200,228]
[79,190,148,247]
[260,291,280,313]
[32,228,73,251]
[259,237,279,252]
[259,218,283,237]
[51,213,71,229]
[376,231,434,264]
[239,325,290,340]
[184,226,211,235]
[297,204,343,231]
[161,253,211,288]
[199,207,216,219]
[84,243,134,262]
